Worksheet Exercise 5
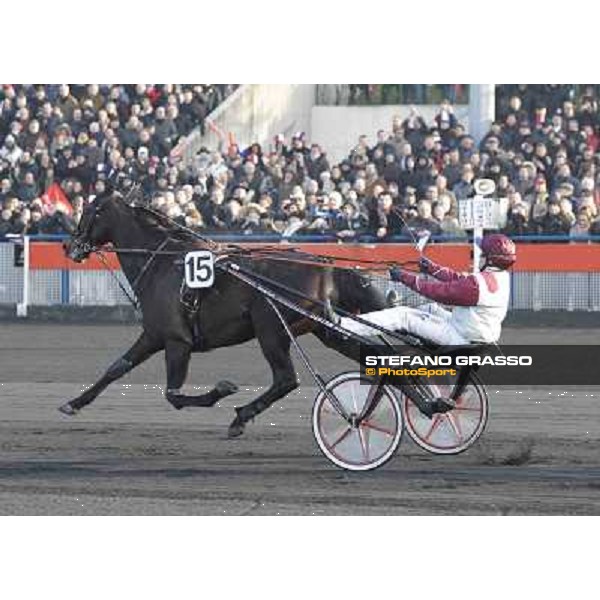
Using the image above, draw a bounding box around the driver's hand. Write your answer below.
[389,266,403,282]
[419,256,434,274]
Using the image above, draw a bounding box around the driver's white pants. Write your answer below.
[339,303,469,346]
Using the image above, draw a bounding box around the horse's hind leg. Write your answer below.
[59,331,162,415]
[164,340,238,410]
[228,306,299,438]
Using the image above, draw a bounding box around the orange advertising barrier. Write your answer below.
[30,242,121,270]
[30,242,600,273]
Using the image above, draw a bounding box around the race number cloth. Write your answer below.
[184,251,215,289]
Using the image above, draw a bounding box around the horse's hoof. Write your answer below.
[216,380,239,396]
[58,403,79,416]
[227,417,246,438]
[166,394,185,410]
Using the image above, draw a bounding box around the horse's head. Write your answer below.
[64,193,126,262]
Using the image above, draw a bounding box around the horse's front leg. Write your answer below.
[59,331,162,415]
[164,340,238,410]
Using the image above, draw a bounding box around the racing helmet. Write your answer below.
[479,234,516,269]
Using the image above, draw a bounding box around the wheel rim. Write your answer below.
[403,380,488,454]
[313,374,402,470]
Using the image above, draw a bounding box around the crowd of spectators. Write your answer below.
[1,84,600,241]
[0,84,237,236]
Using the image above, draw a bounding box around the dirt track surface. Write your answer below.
[1,323,599,515]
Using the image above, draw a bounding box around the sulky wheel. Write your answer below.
[312,372,403,471]
[402,372,489,455]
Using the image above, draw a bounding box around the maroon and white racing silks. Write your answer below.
[396,262,486,306]
[395,260,511,343]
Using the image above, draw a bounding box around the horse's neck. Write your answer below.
[111,221,165,290]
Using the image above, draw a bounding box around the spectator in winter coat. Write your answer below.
[335,201,367,239]
[434,100,458,142]
[153,106,178,155]
[369,192,403,238]
[433,202,466,237]
[55,85,79,122]
[538,201,571,235]
[553,164,581,197]
[404,199,442,237]
[452,164,475,200]
[17,172,39,202]
[442,148,462,188]
[0,135,23,167]
[570,212,591,239]
[504,203,530,236]
[590,214,600,236]
[0,208,14,236]
[401,107,427,148]
[306,144,330,180]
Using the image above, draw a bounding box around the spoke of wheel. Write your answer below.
[321,404,344,423]
[455,391,474,407]
[446,412,464,443]
[330,426,353,450]
[424,414,443,442]
[451,405,482,412]
[429,384,441,398]
[321,404,344,417]
[357,425,370,462]
[350,381,358,414]
[361,420,396,437]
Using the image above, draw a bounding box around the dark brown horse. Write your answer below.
[60,192,386,437]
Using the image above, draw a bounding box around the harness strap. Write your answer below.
[96,235,174,314]
[130,236,171,294]
[97,251,140,312]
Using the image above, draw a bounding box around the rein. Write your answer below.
[221,261,411,343]
[125,197,419,272]
[95,236,173,313]
[96,251,140,312]
[94,239,419,274]
[74,189,422,317]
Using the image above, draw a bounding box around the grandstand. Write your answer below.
[1,84,599,243]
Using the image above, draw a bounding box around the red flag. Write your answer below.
[42,183,73,216]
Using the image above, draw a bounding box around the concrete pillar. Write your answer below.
[469,84,495,144]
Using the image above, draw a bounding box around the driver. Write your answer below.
[333,234,516,346]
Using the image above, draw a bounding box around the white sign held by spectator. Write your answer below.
[460,180,499,274]
[458,197,496,230]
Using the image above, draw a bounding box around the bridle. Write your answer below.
[70,189,194,312]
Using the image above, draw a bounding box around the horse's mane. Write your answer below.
[133,205,198,245]
[112,189,199,246]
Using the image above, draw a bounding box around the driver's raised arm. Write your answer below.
[419,257,465,282]
[390,268,479,307]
